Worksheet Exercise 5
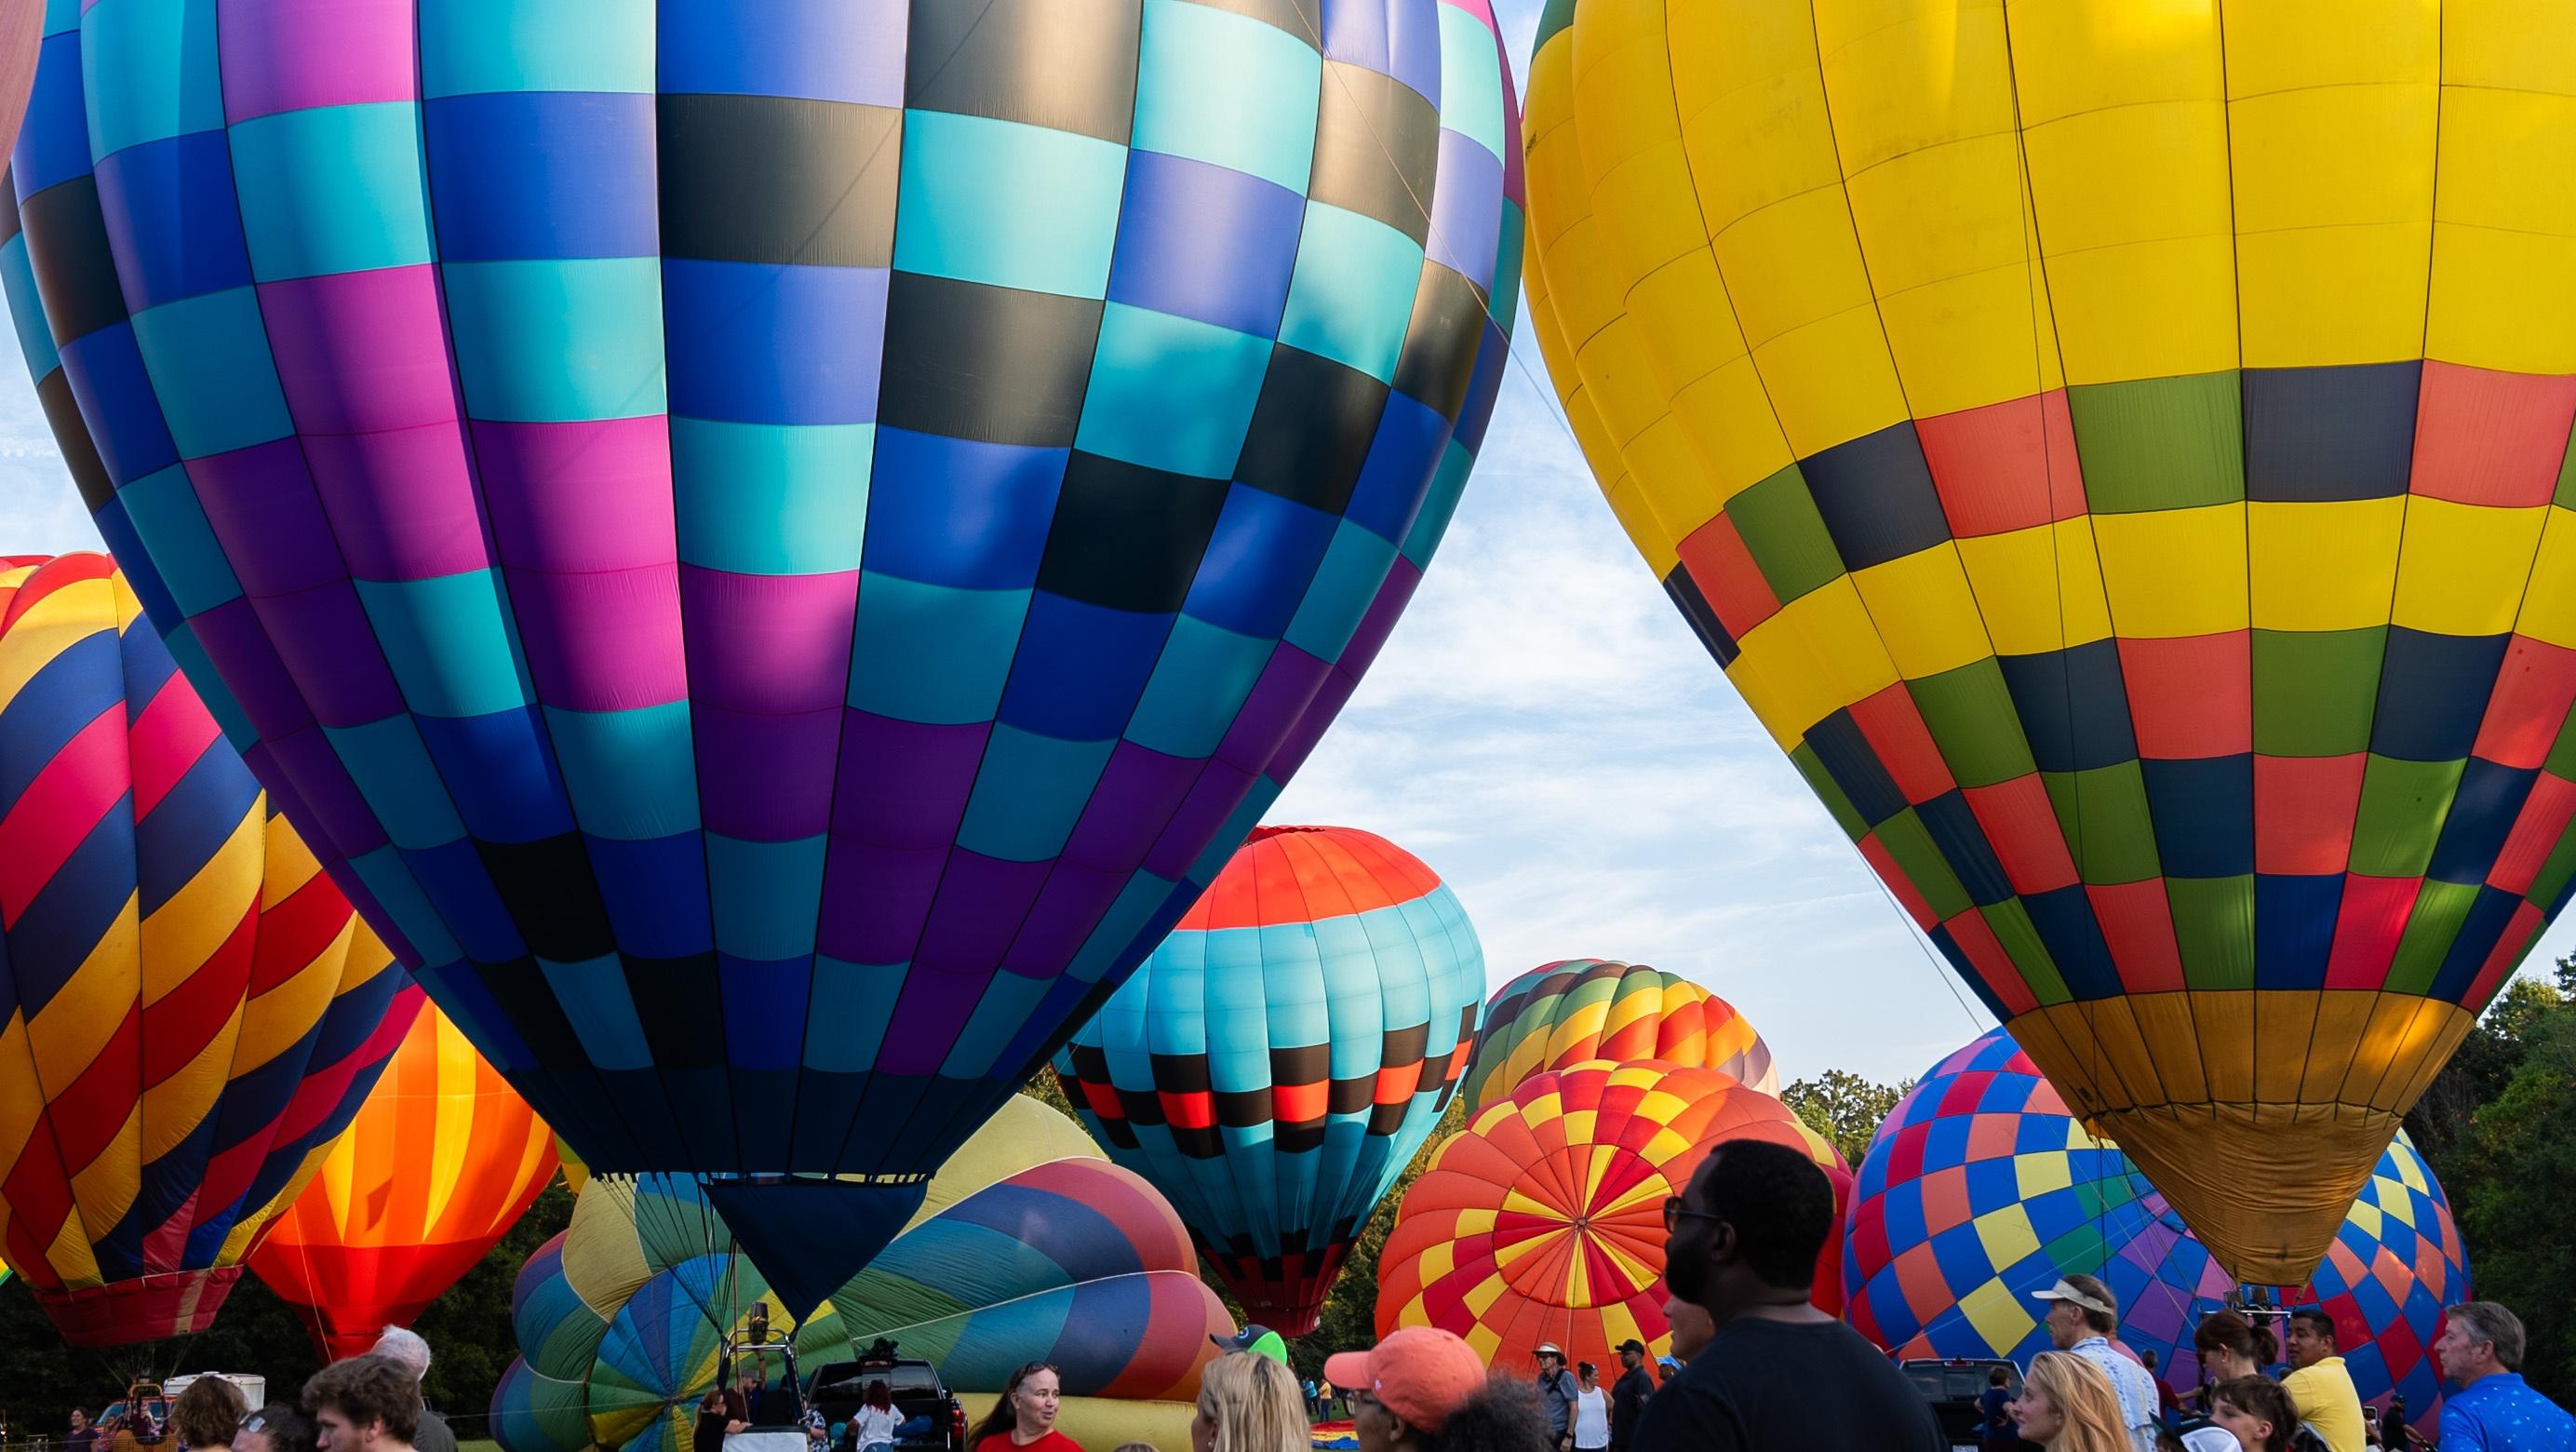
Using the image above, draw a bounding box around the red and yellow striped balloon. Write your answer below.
[0,554,419,1346]
[251,1002,558,1358]
[1376,1060,1846,1372]
[1462,960,1777,1113]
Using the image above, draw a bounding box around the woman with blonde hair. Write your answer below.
[2009,1351,2133,1452]
[1192,1352,1308,1452]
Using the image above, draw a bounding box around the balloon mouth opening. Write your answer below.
[700,1176,930,1323]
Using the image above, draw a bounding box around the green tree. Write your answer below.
[1019,1067,1080,1123]
[2443,975,2576,1403]
[1780,1069,1911,1167]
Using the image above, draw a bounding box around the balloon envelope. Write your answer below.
[250,1001,560,1358]
[5,0,1524,1301]
[0,554,419,1345]
[1377,1059,1848,1371]
[1057,823,1484,1332]
[1461,958,1777,1113]
[1519,0,2563,1284]
[1844,1028,2468,1440]
[491,1097,1229,1452]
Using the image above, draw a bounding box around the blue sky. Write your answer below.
[1,0,2560,1088]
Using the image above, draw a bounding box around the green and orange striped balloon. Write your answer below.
[1462,959,1776,1113]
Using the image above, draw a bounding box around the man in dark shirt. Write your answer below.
[1608,1339,1656,1452]
[1634,1139,1944,1452]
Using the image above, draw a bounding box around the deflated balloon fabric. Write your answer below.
[490,1098,1228,1452]
[1521,0,2569,1284]
[1056,823,1485,1334]
[0,554,420,1346]
[3,0,1524,1299]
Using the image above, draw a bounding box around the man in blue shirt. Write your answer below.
[2435,1301,2575,1450]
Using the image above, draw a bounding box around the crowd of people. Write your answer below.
[49,1328,461,1452]
[1966,1272,2574,1452]
[932,1136,2574,1452]
[47,1141,2565,1452]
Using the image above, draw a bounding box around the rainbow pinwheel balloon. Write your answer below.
[1845,1028,2469,1439]
[1057,824,1483,1334]
[250,1002,559,1358]
[1461,959,1776,1113]
[1522,0,2572,1284]
[6,0,1523,1310]
[0,554,418,1346]
[1376,1060,1848,1371]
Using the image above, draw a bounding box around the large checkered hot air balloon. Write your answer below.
[4,0,1523,1313]
[249,1002,560,1359]
[1376,1060,1849,1371]
[1055,824,1484,1334]
[1523,0,2570,1284]
[0,553,418,1346]
[1844,1028,2469,1441]
[1461,958,1777,1113]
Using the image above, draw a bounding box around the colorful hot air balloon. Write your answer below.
[1461,958,1778,1113]
[0,553,418,1346]
[1376,1060,1849,1370]
[3,0,1525,1313]
[1055,824,1484,1334]
[491,1097,1229,1452]
[249,1002,560,1358]
[1521,0,2573,1284]
[1845,1028,2469,1439]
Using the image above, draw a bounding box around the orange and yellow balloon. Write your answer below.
[1522,0,2576,1284]
[1375,1060,1847,1371]
[251,1004,558,1358]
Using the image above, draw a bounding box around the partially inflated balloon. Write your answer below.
[1376,1060,1847,1369]
[1461,959,1776,1112]
[1522,0,2569,1283]
[1845,1028,2469,1439]
[0,554,418,1346]
[6,0,1524,1311]
[491,1098,1228,1452]
[250,1002,560,1358]
[1057,824,1483,1333]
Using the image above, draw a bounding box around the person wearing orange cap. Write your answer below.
[1325,1328,1553,1452]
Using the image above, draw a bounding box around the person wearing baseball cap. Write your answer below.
[1325,1328,1550,1452]
[1604,1342,1651,1452]
[1211,1325,1294,1368]
[2031,1274,2159,1452]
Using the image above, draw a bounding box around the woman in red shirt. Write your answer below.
[967,1365,1080,1452]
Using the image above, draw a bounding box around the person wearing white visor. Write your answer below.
[2031,1274,2158,1452]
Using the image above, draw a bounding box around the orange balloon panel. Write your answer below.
[250,1004,557,1358]
[1375,1061,1847,1373]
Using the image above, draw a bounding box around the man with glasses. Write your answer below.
[1633,1140,1941,1451]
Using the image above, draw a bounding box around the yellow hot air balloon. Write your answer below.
[1522,0,2571,1284]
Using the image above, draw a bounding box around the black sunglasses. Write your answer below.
[1662,1197,1722,1231]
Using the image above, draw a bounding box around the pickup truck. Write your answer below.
[1900,1358,2041,1452]
[804,1352,967,1452]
